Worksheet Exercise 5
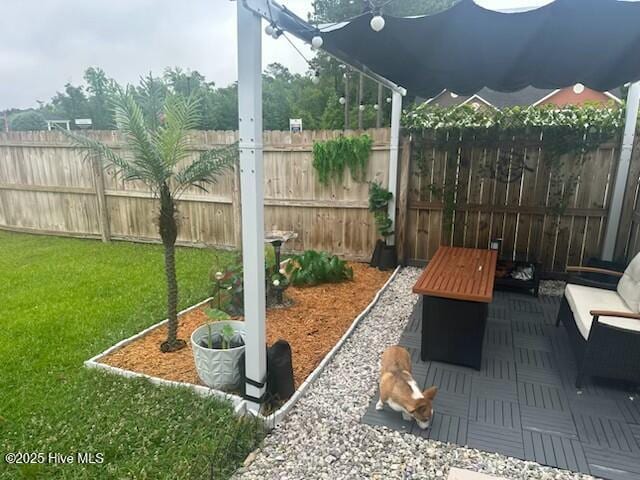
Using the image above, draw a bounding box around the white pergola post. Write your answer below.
[386,90,403,246]
[237,0,267,413]
[602,81,640,261]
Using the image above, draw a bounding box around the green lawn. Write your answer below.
[0,231,263,479]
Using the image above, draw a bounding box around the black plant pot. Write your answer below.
[378,244,398,271]
[370,240,397,271]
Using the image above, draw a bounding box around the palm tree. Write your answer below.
[64,92,235,352]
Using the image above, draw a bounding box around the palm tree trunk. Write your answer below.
[159,183,185,352]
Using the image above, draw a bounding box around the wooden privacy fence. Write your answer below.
[0,129,391,260]
[396,133,640,273]
[1,128,639,272]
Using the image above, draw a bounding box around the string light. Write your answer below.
[312,70,321,85]
[386,97,392,103]
[370,13,385,32]
[339,97,346,105]
[373,104,379,110]
[311,35,323,49]
[265,23,275,36]
[359,104,365,111]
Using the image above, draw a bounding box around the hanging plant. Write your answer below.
[312,134,373,185]
[368,181,394,241]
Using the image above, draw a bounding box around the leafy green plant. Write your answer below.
[368,181,394,241]
[312,134,373,185]
[285,250,353,286]
[220,324,236,349]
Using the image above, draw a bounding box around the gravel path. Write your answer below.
[236,268,594,480]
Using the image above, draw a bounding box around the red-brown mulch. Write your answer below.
[100,263,391,388]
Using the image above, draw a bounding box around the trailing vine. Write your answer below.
[404,104,624,216]
[312,134,373,185]
[368,181,394,242]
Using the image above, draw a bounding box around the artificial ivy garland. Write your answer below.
[312,134,373,185]
[403,103,624,217]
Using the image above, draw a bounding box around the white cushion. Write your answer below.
[618,252,640,313]
[564,284,640,340]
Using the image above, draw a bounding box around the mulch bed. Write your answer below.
[100,263,392,389]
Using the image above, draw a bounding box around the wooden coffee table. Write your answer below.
[413,246,497,369]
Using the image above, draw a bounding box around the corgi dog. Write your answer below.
[376,345,438,429]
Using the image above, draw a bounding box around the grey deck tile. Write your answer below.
[574,413,639,453]
[467,422,525,459]
[583,445,640,480]
[411,412,468,445]
[471,376,519,403]
[513,331,553,352]
[469,396,521,431]
[517,382,569,411]
[423,362,473,396]
[520,405,579,439]
[523,430,589,473]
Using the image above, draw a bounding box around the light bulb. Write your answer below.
[312,71,320,85]
[370,15,385,32]
[339,97,346,105]
[311,35,323,49]
[374,104,379,110]
[265,24,275,36]
[359,104,365,111]
[386,97,392,103]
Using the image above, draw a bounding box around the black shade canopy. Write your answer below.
[315,0,640,97]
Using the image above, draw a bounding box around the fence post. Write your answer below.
[614,133,640,260]
[91,155,110,243]
[396,135,412,264]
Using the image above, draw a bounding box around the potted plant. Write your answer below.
[368,181,397,270]
[191,308,246,390]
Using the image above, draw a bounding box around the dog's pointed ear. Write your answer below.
[423,386,438,400]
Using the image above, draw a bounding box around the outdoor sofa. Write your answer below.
[556,252,640,388]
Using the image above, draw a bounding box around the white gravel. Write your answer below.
[235,268,594,480]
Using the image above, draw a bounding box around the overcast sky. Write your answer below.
[0,0,554,111]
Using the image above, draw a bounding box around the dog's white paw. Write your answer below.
[375,399,384,410]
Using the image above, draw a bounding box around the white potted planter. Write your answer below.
[191,320,246,390]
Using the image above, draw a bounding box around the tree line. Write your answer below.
[1,0,460,133]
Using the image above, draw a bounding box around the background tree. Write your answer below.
[9,111,47,131]
[84,67,117,129]
[63,93,236,352]
[51,83,91,126]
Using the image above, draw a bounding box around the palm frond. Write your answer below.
[111,93,168,184]
[173,143,237,197]
[155,94,201,169]
[58,128,147,182]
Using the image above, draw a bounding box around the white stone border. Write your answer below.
[84,266,401,425]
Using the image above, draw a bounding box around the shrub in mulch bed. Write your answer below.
[101,263,391,388]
